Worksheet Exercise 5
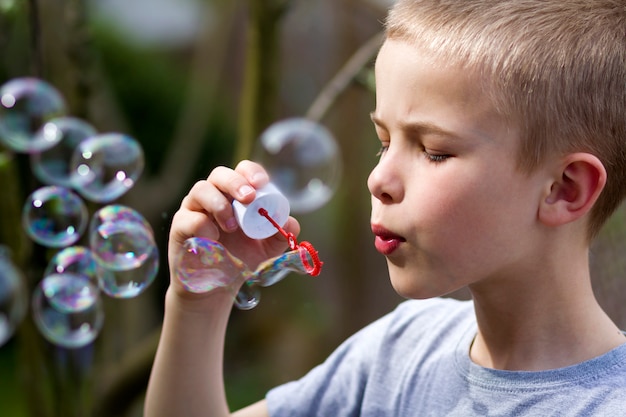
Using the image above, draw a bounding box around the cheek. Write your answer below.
[415,173,510,251]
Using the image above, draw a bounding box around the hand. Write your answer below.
[168,160,300,298]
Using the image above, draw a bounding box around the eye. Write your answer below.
[423,151,450,163]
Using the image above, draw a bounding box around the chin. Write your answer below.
[389,273,441,300]
[388,267,460,300]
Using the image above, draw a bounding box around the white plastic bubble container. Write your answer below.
[232,182,290,239]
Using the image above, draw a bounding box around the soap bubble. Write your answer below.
[253,118,342,213]
[22,186,88,248]
[89,205,154,269]
[32,273,104,348]
[175,237,318,310]
[234,281,261,310]
[90,204,153,235]
[0,77,66,153]
[175,237,248,293]
[89,205,159,298]
[95,244,159,298]
[45,246,98,286]
[70,133,144,203]
[0,247,28,347]
[30,117,98,187]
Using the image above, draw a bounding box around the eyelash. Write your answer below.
[376,146,389,157]
[376,146,450,163]
[424,152,450,163]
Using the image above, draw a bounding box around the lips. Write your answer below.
[371,224,406,255]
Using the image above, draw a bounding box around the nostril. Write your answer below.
[380,192,393,204]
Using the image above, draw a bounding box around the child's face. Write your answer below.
[368,39,550,298]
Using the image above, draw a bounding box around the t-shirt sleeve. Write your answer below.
[266,309,396,417]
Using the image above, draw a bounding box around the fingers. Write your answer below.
[207,160,269,203]
[177,161,271,237]
[170,204,220,243]
[234,160,270,190]
[183,178,237,233]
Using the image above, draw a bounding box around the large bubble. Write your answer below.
[174,237,248,294]
[89,205,159,298]
[70,133,144,203]
[175,237,319,310]
[31,273,104,349]
[22,186,88,248]
[30,117,98,187]
[0,247,28,347]
[0,78,66,153]
[253,118,342,213]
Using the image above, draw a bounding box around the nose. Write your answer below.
[367,151,404,204]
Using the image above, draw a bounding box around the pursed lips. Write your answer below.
[371,224,406,255]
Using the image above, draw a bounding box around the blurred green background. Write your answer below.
[1,0,625,416]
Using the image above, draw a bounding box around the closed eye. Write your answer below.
[423,152,450,163]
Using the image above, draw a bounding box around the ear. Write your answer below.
[538,153,607,227]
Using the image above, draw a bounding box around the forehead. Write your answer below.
[374,39,511,140]
[375,38,482,100]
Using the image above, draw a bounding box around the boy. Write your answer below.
[145,0,626,415]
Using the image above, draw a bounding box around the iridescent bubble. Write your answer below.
[89,205,159,298]
[234,281,261,310]
[69,133,144,203]
[93,221,155,270]
[0,77,66,153]
[22,186,88,248]
[253,118,342,213]
[41,273,99,313]
[30,117,98,187]
[0,247,28,347]
[45,246,98,286]
[175,237,318,310]
[32,273,104,348]
[90,203,153,233]
[174,237,248,293]
[96,243,159,298]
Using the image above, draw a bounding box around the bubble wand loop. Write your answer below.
[258,208,323,276]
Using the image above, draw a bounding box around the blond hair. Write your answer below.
[385,0,626,238]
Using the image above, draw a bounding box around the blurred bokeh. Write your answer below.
[0,0,624,416]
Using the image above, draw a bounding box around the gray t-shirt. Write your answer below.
[267,297,626,416]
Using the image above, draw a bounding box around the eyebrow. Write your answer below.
[370,112,463,141]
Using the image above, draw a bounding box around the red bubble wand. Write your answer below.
[258,208,323,276]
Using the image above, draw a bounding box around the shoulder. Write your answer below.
[266,298,475,417]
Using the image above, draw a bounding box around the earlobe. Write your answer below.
[538,153,606,227]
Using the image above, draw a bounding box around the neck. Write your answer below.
[468,249,624,371]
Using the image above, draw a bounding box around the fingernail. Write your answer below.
[252,171,268,184]
[225,217,238,231]
[238,185,254,198]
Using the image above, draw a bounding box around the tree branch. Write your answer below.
[306,31,382,123]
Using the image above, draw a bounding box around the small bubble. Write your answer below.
[0,247,28,347]
[96,244,159,298]
[32,273,104,348]
[89,205,159,298]
[0,78,66,153]
[30,117,97,187]
[45,246,98,286]
[69,133,144,203]
[234,281,261,310]
[22,186,88,248]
